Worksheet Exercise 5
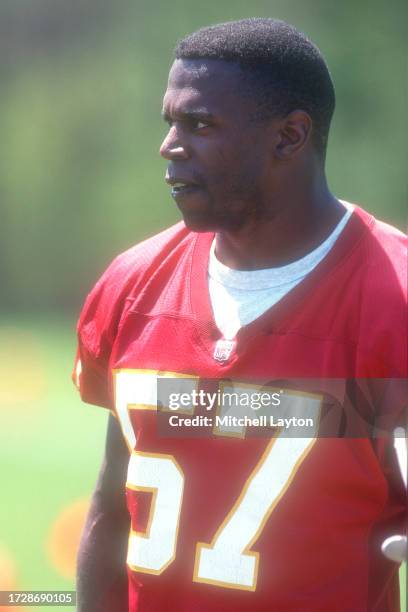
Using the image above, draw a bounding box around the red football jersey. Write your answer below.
[75,206,407,611]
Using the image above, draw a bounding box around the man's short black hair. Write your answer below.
[175,18,335,157]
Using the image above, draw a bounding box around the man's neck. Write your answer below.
[215,173,344,271]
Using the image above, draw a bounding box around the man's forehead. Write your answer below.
[162,59,245,116]
[162,86,208,116]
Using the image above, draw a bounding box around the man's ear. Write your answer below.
[274,110,312,160]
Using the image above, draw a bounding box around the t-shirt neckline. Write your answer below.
[189,205,374,360]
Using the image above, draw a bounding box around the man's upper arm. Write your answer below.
[99,414,130,504]
[76,415,130,612]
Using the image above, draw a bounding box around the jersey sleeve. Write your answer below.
[72,222,190,409]
[72,253,136,409]
[356,226,407,378]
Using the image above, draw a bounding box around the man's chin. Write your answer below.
[181,213,245,233]
[177,207,218,233]
[181,215,216,233]
[176,198,246,233]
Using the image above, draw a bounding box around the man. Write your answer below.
[74,18,407,612]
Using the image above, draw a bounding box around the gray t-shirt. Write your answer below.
[208,203,352,339]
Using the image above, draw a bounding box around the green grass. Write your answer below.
[0,318,107,610]
[0,318,406,610]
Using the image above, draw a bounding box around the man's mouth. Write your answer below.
[165,176,202,198]
[171,182,198,196]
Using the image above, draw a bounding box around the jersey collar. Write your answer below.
[190,205,374,358]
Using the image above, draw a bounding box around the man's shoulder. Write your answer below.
[352,205,406,294]
[108,221,193,281]
[91,221,196,299]
[77,222,196,351]
[368,213,406,262]
[347,207,407,376]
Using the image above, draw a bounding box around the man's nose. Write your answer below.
[159,125,189,160]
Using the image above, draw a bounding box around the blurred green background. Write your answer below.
[0,0,406,609]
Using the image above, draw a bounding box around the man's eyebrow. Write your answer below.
[161,108,214,122]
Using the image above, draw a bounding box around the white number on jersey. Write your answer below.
[114,369,320,590]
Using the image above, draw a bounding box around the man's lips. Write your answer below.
[165,174,202,197]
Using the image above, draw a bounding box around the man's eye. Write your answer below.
[162,117,210,131]
[192,120,210,131]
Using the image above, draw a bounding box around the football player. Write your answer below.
[74,18,407,612]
